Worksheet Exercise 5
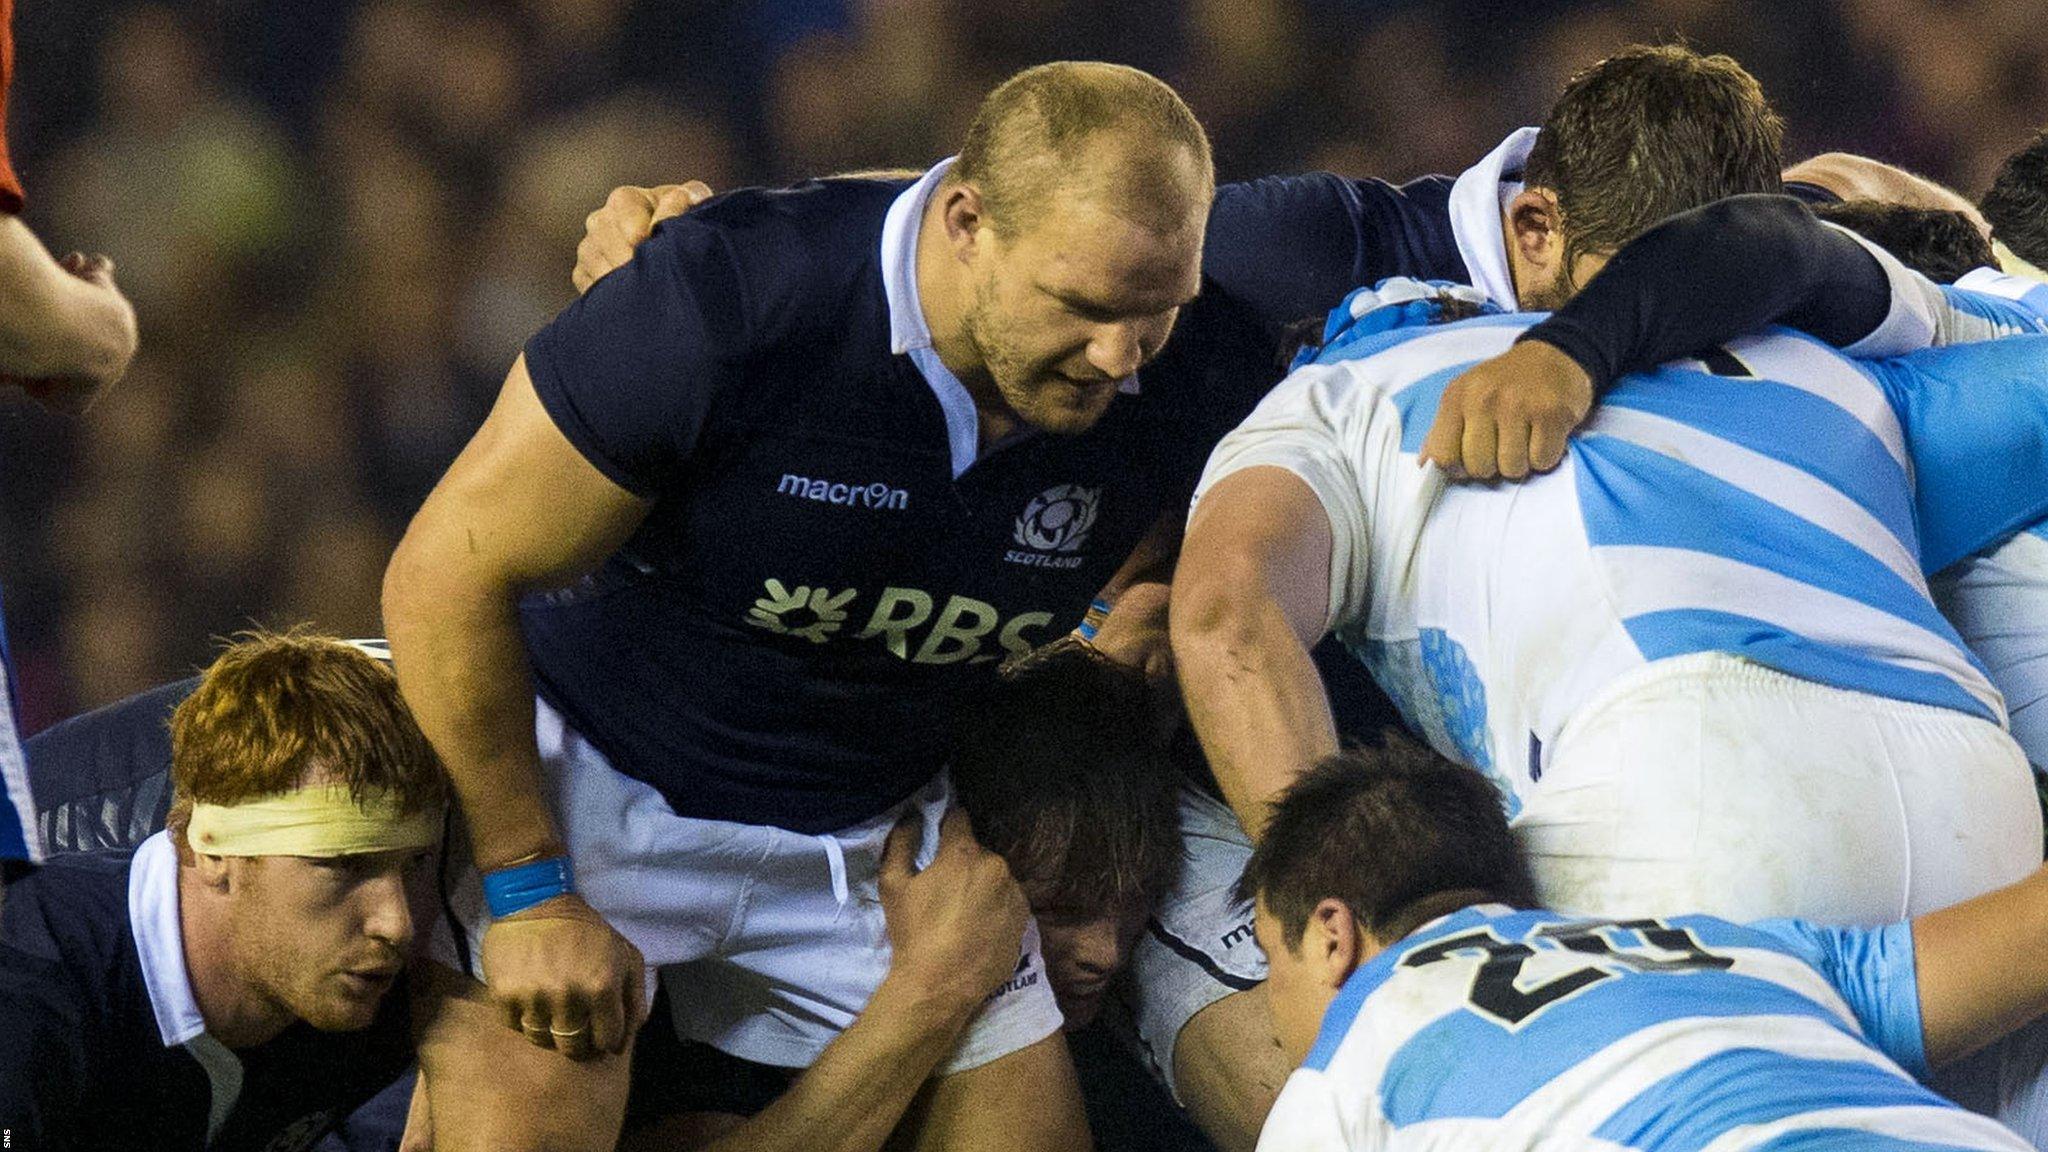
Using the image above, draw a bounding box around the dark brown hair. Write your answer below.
[951,640,1180,916]
[1234,733,1532,946]
[1982,129,2048,269]
[1816,200,1996,284]
[1524,44,1785,284]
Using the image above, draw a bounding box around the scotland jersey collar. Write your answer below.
[881,156,982,479]
[1448,127,1538,312]
[128,828,208,1046]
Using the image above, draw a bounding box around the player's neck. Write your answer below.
[177,866,297,1049]
[1375,887,1499,950]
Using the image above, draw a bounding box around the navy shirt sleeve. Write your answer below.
[523,211,752,498]
[1202,173,1466,330]
[1523,194,1893,390]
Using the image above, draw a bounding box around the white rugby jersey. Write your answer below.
[1191,314,2003,809]
[1258,904,2030,1151]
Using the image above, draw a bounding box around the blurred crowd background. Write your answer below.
[2,0,2043,731]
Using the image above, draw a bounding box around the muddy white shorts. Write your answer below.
[435,697,1064,1073]
[1515,652,2040,924]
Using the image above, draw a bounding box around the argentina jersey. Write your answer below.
[1192,310,2002,809]
[1872,332,2048,770]
[1260,904,2030,1151]
[1944,267,2048,343]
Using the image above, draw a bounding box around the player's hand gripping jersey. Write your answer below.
[1193,282,2048,921]
[1193,301,2014,808]
[1259,905,2030,1151]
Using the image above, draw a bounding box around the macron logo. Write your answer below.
[776,473,910,511]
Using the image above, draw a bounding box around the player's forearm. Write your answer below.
[1524,194,1893,388]
[698,970,983,1152]
[382,537,563,868]
[1173,586,1338,840]
[1913,864,2048,1066]
[0,216,136,387]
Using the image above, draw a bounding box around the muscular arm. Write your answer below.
[682,967,987,1152]
[625,813,1036,1152]
[1913,866,2048,1066]
[1171,467,1340,838]
[1523,194,1900,391]
[383,357,648,869]
[0,215,137,405]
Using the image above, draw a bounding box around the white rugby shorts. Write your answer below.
[1516,652,2041,924]
[433,697,1063,1074]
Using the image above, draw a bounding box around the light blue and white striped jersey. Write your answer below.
[1947,267,2048,342]
[1258,904,2029,1151]
[1875,299,2048,771]
[1190,313,2003,807]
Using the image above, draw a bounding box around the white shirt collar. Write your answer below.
[1448,127,1540,311]
[881,157,981,478]
[128,828,208,1047]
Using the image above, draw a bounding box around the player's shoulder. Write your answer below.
[1213,171,1454,225]
[1,847,137,969]
[671,177,903,269]
[1944,267,2048,331]
[634,172,901,295]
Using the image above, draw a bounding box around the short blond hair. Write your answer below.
[950,61,1214,237]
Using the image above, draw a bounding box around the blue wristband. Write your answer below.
[482,856,575,918]
[1077,597,1113,641]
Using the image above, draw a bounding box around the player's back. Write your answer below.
[1266,905,2029,1151]
[1202,312,2003,807]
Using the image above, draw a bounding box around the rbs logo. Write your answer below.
[745,579,1054,664]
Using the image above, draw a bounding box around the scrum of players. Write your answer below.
[8,40,2048,1152]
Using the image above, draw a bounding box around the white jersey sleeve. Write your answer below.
[1190,363,1396,634]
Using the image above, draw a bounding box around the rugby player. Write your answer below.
[0,631,440,1150]
[1174,279,2048,918]
[10,645,1057,1152]
[384,61,1219,1150]
[1245,736,2048,1151]
[626,633,1270,1151]
[1430,177,2048,778]
[562,44,1957,1152]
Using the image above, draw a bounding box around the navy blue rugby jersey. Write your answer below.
[519,167,1463,833]
[0,848,414,1151]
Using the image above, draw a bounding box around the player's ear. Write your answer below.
[939,181,991,262]
[1307,897,1366,988]
[192,849,234,893]
[1507,187,1565,272]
